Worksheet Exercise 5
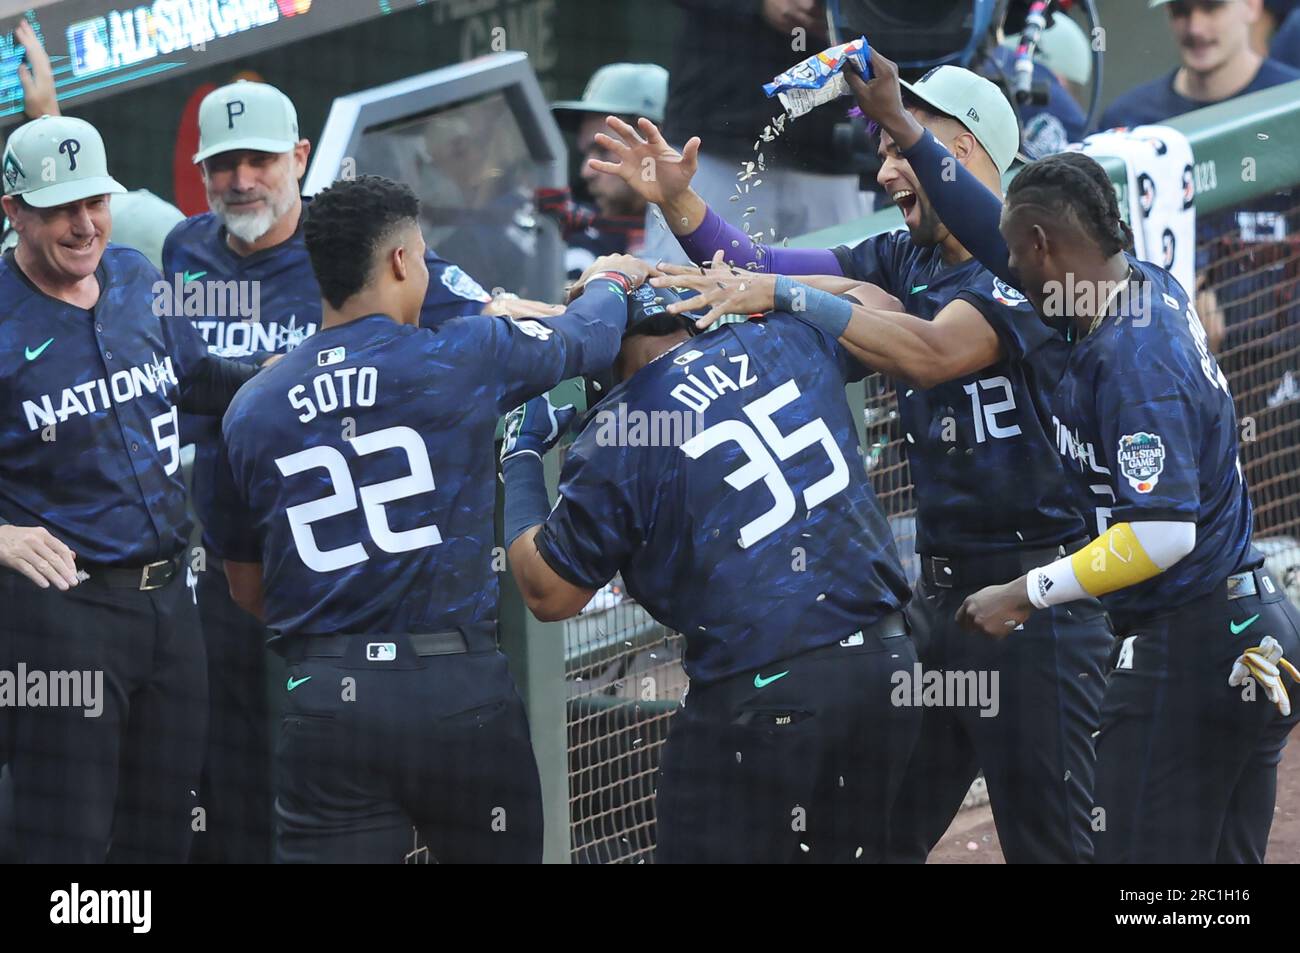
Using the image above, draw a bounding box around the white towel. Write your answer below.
[1078,125,1197,298]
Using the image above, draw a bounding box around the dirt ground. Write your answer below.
[929,739,1300,864]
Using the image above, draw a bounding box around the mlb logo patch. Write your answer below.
[318,346,346,367]
[1117,432,1165,493]
[366,643,397,662]
[992,278,1028,308]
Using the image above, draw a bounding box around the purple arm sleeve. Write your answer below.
[676,206,844,276]
[902,131,1018,289]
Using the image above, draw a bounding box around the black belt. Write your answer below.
[275,627,494,662]
[77,552,185,591]
[921,540,1088,591]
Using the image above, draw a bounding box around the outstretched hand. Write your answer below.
[589,116,701,210]
[650,251,777,331]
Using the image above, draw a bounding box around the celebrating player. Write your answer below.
[207,175,643,863]
[590,66,1112,863]
[163,80,560,863]
[502,280,919,863]
[0,116,262,862]
[849,46,1300,862]
[941,150,1300,863]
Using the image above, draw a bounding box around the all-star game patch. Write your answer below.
[992,277,1028,308]
[1117,431,1166,493]
[440,264,491,303]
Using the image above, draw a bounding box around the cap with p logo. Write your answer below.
[2,115,126,208]
[193,80,300,164]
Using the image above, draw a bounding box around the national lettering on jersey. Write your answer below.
[209,287,627,637]
[832,231,1086,555]
[1050,256,1259,616]
[0,247,239,564]
[161,202,494,557]
[535,316,909,684]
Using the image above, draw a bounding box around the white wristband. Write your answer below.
[1026,556,1089,610]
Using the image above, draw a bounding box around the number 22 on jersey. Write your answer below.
[275,425,441,573]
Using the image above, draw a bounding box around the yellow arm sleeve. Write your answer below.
[1069,522,1164,597]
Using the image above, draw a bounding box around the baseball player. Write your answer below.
[163,80,557,863]
[932,149,1300,863]
[0,116,260,862]
[591,64,1112,863]
[205,175,642,863]
[502,280,919,864]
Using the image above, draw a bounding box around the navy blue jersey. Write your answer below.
[161,203,492,556]
[1099,59,1300,130]
[536,316,909,684]
[211,292,626,636]
[0,246,250,564]
[833,232,1085,555]
[1051,257,1258,618]
[1274,9,1300,70]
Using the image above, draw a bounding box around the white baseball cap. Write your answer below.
[899,66,1021,174]
[3,115,126,208]
[194,81,300,164]
[552,63,670,126]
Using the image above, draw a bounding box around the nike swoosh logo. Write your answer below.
[24,338,54,361]
[753,670,790,689]
[1230,614,1260,636]
[183,270,207,283]
[286,675,313,691]
[910,284,929,294]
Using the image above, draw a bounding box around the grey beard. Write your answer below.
[213,180,298,244]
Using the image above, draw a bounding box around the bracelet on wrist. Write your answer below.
[585,271,634,295]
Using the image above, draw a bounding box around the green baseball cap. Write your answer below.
[1004,15,1093,86]
[2,115,126,208]
[194,80,300,164]
[900,66,1021,174]
[553,63,669,127]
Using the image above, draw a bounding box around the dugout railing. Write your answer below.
[503,79,1300,863]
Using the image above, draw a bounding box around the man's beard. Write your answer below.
[211,176,298,244]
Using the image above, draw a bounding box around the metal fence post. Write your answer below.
[496,449,569,864]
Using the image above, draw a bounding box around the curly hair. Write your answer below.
[1005,151,1135,258]
[302,174,420,309]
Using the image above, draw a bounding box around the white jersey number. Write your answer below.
[680,379,849,548]
[963,376,1022,444]
[151,407,181,476]
[275,425,442,573]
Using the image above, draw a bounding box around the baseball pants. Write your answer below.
[190,562,281,864]
[273,633,543,863]
[885,546,1112,864]
[0,562,207,863]
[654,614,921,864]
[1093,567,1300,863]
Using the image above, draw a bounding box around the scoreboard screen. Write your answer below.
[1,0,430,121]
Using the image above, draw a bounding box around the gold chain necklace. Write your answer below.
[1086,267,1134,338]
